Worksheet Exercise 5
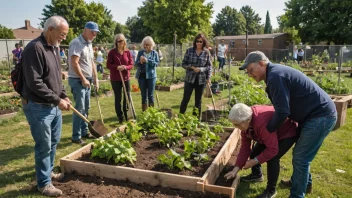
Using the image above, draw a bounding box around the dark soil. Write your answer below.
[79,131,231,177]
[53,173,229,198]
[0,108,17,115]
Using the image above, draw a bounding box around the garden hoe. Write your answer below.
[207,81,217,121]
[70,105,109,138]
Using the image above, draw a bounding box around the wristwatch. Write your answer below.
[254,157,259,164]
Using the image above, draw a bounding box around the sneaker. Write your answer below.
[240,173,264,183]
[38,183,63,197]
[82,133,95,139]
[280,179,312,193]
[72,139,87,145]
[51,172,64,181]
[256,189,277,198]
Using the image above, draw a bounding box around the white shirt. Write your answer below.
[217,44,226,58]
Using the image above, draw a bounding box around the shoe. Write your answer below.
[240,173,264,183]
[256,189,277,198]
[72,139,87,145]
[38,183,63,197]
[51,172,64,181]
[280,179,312,193]
[82,133,95,139]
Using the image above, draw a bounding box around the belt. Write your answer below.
[33,101,56,107]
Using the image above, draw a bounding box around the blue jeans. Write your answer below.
[138,77,156,104]
[69,77,91,140]
[290,115,336,198]
[217,57,225,70]
[23,101,62,188]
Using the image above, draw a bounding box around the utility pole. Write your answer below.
[245,30,248,56]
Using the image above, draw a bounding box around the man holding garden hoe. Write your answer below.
[238,51,336,198]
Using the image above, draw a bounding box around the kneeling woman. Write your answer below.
[225,103,298,198]
[179,33,212,117]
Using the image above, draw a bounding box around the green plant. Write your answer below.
[211,72,222,83]
[183,140,209,164]
[0,85,13,93]
[121,122,143,143]
[91,135,137,165]
[158,149,191,170]
[0,96,21,111]
[231,79,271,106]
[156,68,185,86]
[286,61,303,72]
[314,75,350,94]
[151,119,183,148]
[218,117,233,127]
[137,107,167,131]
[176,113,200,136]
[212,124,224,133]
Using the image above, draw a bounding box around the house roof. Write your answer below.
[215,33,286,40]
[13,27,42,40]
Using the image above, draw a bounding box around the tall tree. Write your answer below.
[264,11,272,34]
[138,0,213,43]
[114,22,130,39]
[125,16,152,42]
[240,5,262,34]
[0,25,15,39]
[281,0,352,44]
[40,0,116,44]
[213,6,246,36]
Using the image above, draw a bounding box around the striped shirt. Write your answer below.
[182,47,212,85]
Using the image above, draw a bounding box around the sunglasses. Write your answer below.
[117,40,124,43]
[196,40,203,43]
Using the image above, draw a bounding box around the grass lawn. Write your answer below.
[0,65,351,197]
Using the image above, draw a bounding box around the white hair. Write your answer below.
[43,16,68,32]
[228,103,253,122]
[141,36,156,49]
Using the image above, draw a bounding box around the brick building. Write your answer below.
[214,33,288,61]
[12,20,43,40]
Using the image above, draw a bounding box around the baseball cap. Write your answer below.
[85,21,100,33]
[239,51,268,70]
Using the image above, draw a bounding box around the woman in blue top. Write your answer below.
[179,33,212,117]
[135,36,159,111]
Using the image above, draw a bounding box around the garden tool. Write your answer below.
[70,105,108,138]
[119,70,136,120]
[207,81,217,121]
[93,84,105,124]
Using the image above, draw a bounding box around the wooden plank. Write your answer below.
[208,125,235,132]
[0,92,19,97]
[155,83,184,92]
[231,175,240,191]
[0,112,18,120]
[61,159,203,192]
[202,128,241,184]
[204,184,235,198]
[62,143,93,160]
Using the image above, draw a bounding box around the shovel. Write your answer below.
[207,81,217,121]
[70,105,109,138]
[93,84,105,124]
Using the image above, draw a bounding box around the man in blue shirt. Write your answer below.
[239,51,337,198]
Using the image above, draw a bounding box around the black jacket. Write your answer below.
[22,33,67,105]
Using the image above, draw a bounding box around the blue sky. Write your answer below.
[0,0,286,29]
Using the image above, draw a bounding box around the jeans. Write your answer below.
[250,136,297,192]
[69,77,91,140]
[217,57,225,70]
[179,81,206,117]
[23,101,62,188]
[97,64,104,73]
[290,115,336,198]
[111,80,130,121]
[138,77,156,104]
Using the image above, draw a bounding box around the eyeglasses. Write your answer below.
[51,27,67,39]
[117,40,124,43]
[196,40,203,43]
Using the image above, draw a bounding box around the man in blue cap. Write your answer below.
[68,21,100,145]
[239,51,336,198]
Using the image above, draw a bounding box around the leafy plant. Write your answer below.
[183,140,209,164]
[137,107,167,131]
[158,149,191,170]
[156,68,185,86]
[0,96,21,111]
[176,114,200,136]
[212,124,224,133]
[286,61,303,72]
[151,119,183,148]
[231,79,271,106]
[91,135,137,165]
[122,122,143,143]
[218,117,233,127]
[0,85,13,93]
[314,75,350,94]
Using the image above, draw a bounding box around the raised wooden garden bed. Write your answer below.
[0,92,19,98]
[0,111,18,120]
[155,82,184,92]
[60,127,241,198]
[330,94,352,129]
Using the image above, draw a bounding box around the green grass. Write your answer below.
[0,65,351,197]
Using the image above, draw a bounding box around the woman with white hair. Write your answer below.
[225,103,298,198]
[107,33,134,123]
[135,36,159,111]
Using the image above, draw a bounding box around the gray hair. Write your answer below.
[228,103,253,123]
[43,16,68,32]
[141,36,156,49]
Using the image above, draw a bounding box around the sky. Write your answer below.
[0,0,286,30]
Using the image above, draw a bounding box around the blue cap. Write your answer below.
[85,21,100,33]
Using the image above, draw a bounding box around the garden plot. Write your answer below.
[61,108,241,198]
[0,96,21,120]
[155,67,185,92]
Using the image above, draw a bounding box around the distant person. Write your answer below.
[96,48,104,73]
[60,48,67,63]
[293,47,298,62]
[129,45,138,62]
[21,15,71,197]
[297,48,304,64]
[135,36,159,111]
[217,39,226,70]
[107,33,133,123]
[12,43,23,65]
[68,21,100,145]
[179,33,212,117]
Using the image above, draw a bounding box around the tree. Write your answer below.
[0,25,15,39]
[41,0,116,44]
[114,22,130,39]
[264,11,272,34]
[125,16,152,43]
[280,0,352,44]
[138,0,213,43]
[240,5,262,34]
[213,6,246,36]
